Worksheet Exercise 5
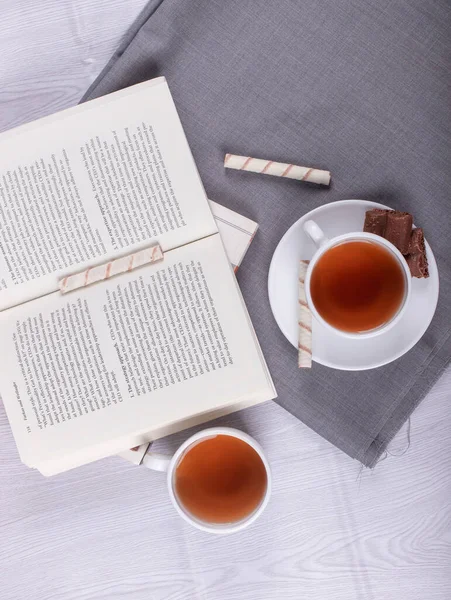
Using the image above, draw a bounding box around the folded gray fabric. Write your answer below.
[82,0,451,466]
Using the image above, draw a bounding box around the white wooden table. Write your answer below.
[1,2,450,599]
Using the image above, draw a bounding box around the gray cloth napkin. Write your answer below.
[82,0,451,467]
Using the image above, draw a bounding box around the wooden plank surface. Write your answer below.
[0,1,450,599]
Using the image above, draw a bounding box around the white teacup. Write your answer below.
[303,220,412,339]
[142,427,271,534]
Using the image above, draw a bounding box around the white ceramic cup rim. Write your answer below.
[143,427,271,534]
[303,224,412,339]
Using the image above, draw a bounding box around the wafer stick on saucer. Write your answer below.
[298,260,312,368]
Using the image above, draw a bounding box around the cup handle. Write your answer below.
[303,220,329,248]
[142,452,172,472]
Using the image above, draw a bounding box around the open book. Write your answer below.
[0,77,276,476]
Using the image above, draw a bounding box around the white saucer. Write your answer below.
[268,199,439,370]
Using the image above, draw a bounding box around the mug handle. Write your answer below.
[142,452,172,472]
[303,220,329,248]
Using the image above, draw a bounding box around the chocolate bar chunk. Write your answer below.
[384,211,413,254]
[407,252,429,278]
[408,227,425,255]
[406,227,429,278]
[363,209,388,236]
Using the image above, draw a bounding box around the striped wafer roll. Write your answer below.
[298,260,312,368]
[60,244,164,294]
[224,154,330,186]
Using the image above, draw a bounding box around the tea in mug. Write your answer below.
[174,434,267,524]
[310,240,406,333]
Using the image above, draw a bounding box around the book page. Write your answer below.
[0,77,217,311]
[117,201,259,465]
[0,234,275,473]
[209,200,258,271]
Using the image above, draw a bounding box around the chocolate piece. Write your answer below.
[384,211,413,254]
[407,252,429,278]
[363,209,388,236]
[408,227,425,255]
[362,208,429,278]
[406,228,429,278]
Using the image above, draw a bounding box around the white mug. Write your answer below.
[303,220,412,338]
[142,427,271,534]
